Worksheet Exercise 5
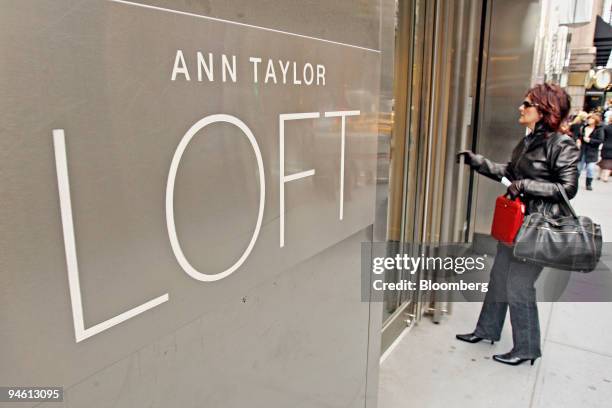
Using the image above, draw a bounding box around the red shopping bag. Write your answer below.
[491,195,525,244]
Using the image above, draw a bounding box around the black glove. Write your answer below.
[456,150,482,168]
[507,180,524,199]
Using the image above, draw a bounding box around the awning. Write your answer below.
[594,15,612,67]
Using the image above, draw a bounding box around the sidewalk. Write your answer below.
[378,176,612,408]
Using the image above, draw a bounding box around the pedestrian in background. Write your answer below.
[599,116,612,182]
[579,113,604,191]
[456,83,579,366]
[569,111,587,141]
[604,99,612,124]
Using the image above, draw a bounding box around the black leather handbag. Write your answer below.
[513,185,602,272]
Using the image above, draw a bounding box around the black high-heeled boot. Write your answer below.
[492,351,538,366]
[586,177,593,191]
[455,333,495,344]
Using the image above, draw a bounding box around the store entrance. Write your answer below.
[380,0,425,351]
[381,0,485,353]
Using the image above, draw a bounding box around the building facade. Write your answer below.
[1,1,548,407]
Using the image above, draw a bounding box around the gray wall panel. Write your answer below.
[0,1,389,406]
[473,0,541,235]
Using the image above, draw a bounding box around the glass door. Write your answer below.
[381,0,429,351]
[381,0,485,352]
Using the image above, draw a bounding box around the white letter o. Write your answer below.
[166,114,265,282]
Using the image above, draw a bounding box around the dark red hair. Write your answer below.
[525,83,571,132]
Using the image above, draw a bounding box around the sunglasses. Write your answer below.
[521,100,539,109]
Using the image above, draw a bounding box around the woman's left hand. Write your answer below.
[507,180,525,199]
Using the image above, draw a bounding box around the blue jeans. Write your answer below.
[474,243,543,358]
[578,157,597,179]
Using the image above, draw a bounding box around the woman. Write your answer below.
[599,119,612,182]
[578,113,604,190]
[568,111,587,141]
[456,83,580,366]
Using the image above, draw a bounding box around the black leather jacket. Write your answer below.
[603,124,612,160]
[472,122,580,217]
[579,124,604,163]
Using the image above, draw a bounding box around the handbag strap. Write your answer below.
[556,183,578,219]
